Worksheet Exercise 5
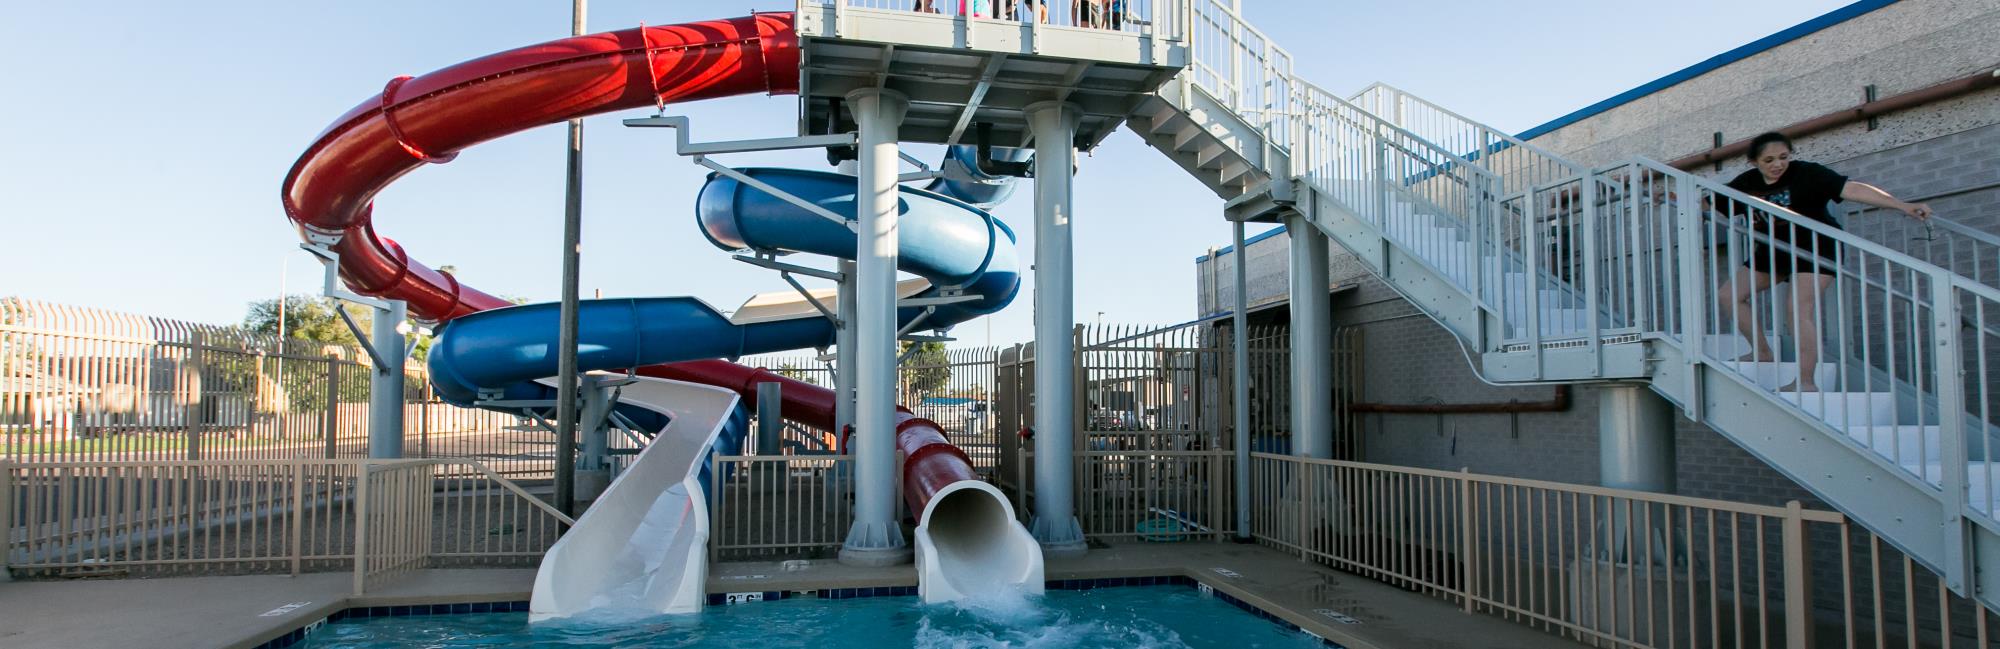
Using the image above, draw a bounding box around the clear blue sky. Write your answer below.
[0,0,1852,346]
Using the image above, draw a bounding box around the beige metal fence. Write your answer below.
[1,298,534,466]
[2,458,568,594]
[1250,453,2000,649]
[708,454,853,560]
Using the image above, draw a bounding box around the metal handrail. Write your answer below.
[1351,81,1587,177]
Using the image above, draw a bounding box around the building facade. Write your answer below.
[1193,0,2000,506]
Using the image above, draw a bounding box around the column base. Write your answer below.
[839,520,912,567]
[1031,516,1088,558]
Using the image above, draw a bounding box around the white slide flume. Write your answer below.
[529,376,742,621]
[914,481,1046,603]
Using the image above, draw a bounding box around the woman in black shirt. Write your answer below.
[1720,132,1933,391]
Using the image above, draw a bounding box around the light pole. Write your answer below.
[554,0,587,520]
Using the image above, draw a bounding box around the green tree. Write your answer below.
[243,294,436,363]
[897,341,951,397]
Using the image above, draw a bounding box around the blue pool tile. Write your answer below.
[451,603,472,614]
[391,606,411,617]
[471,602,491,613]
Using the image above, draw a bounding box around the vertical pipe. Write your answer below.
[1599,384,1675,493]
[554,0,587,519]
[836,259,858,444]
[368,300,406,459]
[1232,221,1252,539]
[1287,212,1332,459]
[838,88,912,567]
[1026,100,1088,557]
[757,382,784,456]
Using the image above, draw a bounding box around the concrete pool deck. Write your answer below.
[0,542,1579,649]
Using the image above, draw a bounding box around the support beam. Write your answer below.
[839,88,913,567]
[1286,213,1332,459]
[1231,222,1251,540]
[1026,100,1088,558]
[367,300,406,459]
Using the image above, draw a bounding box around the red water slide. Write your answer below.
[279,13,972,518]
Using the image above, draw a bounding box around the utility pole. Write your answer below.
[554,0,587,520]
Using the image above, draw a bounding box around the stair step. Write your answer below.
[1717,360,1840,392]
[1846,425,1942,469]
[1779,391,1897,428]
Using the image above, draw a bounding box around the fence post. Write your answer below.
[1,459,13,582]
[1459,468,1475,613]
[324,359,339,459]
[352,463,371,596]
[1781,500,1814,649]
[185,331,207,460]
[1294,458,1307,562]
[291,461,305,577]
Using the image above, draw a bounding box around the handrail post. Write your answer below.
[1780,500,1815,649]
[1673,171,1707,420]
[1931,272,1973,594]
[1580,174,1602,376]
[1458,467,1475,613]
[1524,190,1545,376]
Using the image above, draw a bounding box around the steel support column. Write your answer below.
[1287,214,1332,459]
[1231,221,1252,539]
[367,299,406,459]
[839,88,913,567]
[1026,100,1087,557]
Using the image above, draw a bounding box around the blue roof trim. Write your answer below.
[1513,0,1900,142]
[1194,224,1288,263]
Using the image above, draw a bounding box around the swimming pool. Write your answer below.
[290,585,1328,648]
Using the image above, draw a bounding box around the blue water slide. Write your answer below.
[426,167,1021,407]
[924,145,1031,208]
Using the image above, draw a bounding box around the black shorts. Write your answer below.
[1745,230,1839,279]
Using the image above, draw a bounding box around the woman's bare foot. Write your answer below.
[1777,381,1821,392]
[1732,351,1777,364]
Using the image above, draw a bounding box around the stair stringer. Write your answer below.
[1646,339,1969,585]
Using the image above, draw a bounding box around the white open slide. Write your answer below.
[529,376,741,620]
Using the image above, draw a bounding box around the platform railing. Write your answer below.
[808,0,1184,38]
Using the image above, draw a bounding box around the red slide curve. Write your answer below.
[280,13,971,520]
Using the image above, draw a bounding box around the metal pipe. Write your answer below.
[1669,67,2000,170]
[1286,213,1332,459]
[1349,385,1572,414]
[1025,100,1087,557]
[835,258,858,445]
[757,382,783,456]
[1599,384,1674,493]
[838,87,912,567]
[1231,221,1251,539]
[553,0,587,520]
[368,300,406,458]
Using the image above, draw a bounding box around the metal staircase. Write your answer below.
[1147,0,2000,609]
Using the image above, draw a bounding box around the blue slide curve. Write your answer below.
[426,159,1023,408]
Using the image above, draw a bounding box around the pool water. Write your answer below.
[292,586,1326,648]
